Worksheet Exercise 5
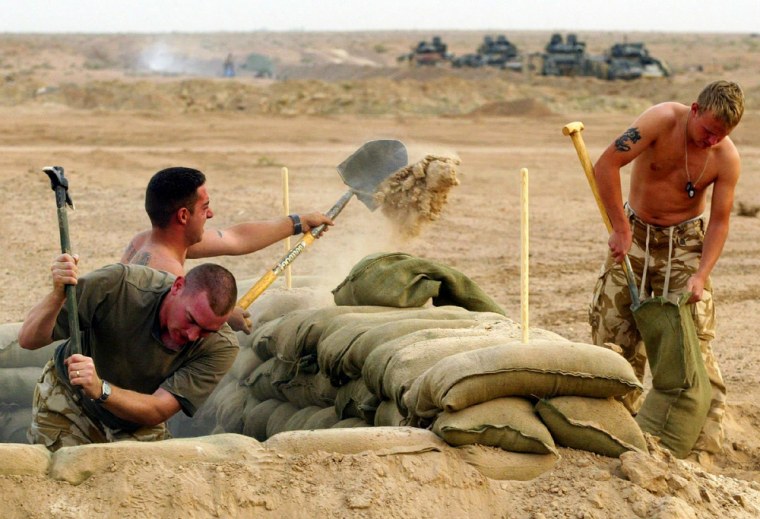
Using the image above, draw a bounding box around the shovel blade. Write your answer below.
[337,139,407,210]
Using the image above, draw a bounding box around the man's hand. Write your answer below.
[51,253,79,294]
[608,228,633,264]
[227,306,252,334]
[299,212,334,237]
[686,274,706,303]
[65,353,102,399]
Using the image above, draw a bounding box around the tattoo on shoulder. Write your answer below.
[216,230,223,238]
[132,252,152,266]
[614,127,641,152]
[122,243,136,262]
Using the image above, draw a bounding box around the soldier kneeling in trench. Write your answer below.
[18,255,239,451]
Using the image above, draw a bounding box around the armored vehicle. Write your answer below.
[397,36,452,66]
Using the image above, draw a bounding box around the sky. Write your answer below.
[0,0,758,34]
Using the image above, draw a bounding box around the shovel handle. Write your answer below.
[562,122,640,307]
[236,190,356,310]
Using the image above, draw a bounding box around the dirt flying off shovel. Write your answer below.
[43,166,82,356]
[236,139,408,309]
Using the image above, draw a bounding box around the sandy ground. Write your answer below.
[1,31,760,517]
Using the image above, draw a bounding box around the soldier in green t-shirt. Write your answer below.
[19,254,239,451]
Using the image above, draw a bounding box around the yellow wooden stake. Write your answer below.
[520,168,529,343]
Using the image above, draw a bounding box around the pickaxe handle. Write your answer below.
[236,190,354,310]
[562,122,641,307]
[43,166,82,355]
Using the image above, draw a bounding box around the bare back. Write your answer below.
[121,231,185,277]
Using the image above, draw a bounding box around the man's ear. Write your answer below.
[170,276,185,295]
[177,207,190,225]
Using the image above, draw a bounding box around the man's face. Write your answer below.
[161,280,229,351]
[187,185,214,244]
[691,104,732,149]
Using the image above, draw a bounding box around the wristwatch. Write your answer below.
[96,380,112,403]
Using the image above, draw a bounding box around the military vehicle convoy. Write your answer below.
[451,35,523,71]
[398,34,669,80]
[538,33,670,80]
[397,36,452,66]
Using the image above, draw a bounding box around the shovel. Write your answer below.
[236,139,408,309]
[43,166,82,356]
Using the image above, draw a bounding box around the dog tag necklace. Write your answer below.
[684,114,708,199]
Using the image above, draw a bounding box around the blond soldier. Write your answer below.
[590,80,744,462]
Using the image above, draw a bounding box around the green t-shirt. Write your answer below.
[53,263,238,431]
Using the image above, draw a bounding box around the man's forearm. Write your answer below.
[18,291,65,350]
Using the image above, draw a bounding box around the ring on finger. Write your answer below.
[76,370,80,377]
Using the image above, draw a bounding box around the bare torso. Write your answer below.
[628,103,733,226]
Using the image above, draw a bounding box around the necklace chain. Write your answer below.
[684,113,708,197]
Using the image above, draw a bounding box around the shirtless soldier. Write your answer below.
[589,80,744,462]
[121,167,333,332]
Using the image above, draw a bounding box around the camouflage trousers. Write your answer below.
[28,360,169,451]
[589,207,726,454]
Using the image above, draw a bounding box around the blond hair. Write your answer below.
[697,80,744,129]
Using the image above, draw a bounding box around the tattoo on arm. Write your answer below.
[614,127,641,152]
[132,252,152,266]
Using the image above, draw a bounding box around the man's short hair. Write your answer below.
[184,263,237,316]
[697,80,744,129]
[145,167,206,228]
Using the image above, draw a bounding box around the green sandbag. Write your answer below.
[334,379,379,423]
[332,252,506,314]
[634,294,712,459]
[536,396,647,458]
[433,397,557,455]
[243,399,283,441]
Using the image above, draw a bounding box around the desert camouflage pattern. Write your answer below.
[28,361,169,451]
[589,208,725,454]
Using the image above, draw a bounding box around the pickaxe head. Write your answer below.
[43,166,74,209]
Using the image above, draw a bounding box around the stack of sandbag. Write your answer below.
[404,339,648,459]
[0,322,60,443]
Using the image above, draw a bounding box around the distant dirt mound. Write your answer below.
[375,155,460,238]
[467,98,553,117]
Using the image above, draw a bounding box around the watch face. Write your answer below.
[100,380,112,401]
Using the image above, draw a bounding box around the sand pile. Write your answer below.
[374,155,460,238]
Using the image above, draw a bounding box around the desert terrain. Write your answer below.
[1,30,760,517]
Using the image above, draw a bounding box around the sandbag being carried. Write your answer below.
[634,294,712,459]
[406,340,643,420]
[332,252,506,314]
[536,396,647,458]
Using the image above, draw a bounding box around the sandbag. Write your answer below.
[250,317,284,361]
[380,335,511,410]
[272,306,394,367]
[456,444,559,481]
[406,340,643,420]
[331,417,370,428]
[243,399,283,441]
[0,444,50,476]
[301,406,341,430]
[334,379,379,423]
[0,367,43,406]
[227,345,265,383]
[264,426,447,456]
[247,358,286,401]
[332,252,506,314]
[0,323,59,368]
[346,325,491,386]
[282,406,323,432]
[278,372,337,408]
[536,396,647,458]
[374,400,406,427]
[0,404,32,443]
[433,397,556,454]
[363,327,495,400]
[239,285,329,331]
[265,401,300,439]
[214,382,249,434]
[318,314,485,386]
[634,294,712,458]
